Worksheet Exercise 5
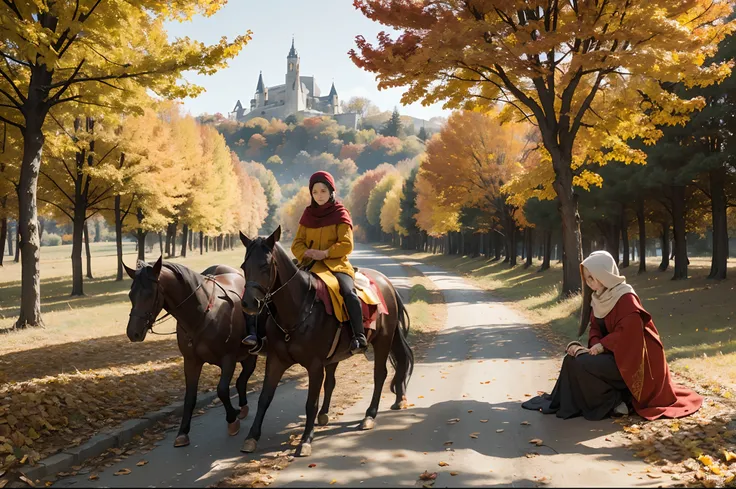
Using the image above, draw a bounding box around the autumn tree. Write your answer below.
[346,164,396,241]
[280,186,311,238]
[381,107,404,138]
[351,0,734,294]
[0,1,250,328]
[422,111,531,265]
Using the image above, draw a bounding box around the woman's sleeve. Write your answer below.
[600,313,645,353]
[327,224,354,259]
[291,225,308,262]
[588,317,602,348]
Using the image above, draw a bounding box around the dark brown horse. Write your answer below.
[124,257,264,447]
[238,227,414,457]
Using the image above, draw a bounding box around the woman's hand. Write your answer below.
[589,343,605,356]
[303,249,328,261]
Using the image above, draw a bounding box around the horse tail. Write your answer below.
[389,291,414,396]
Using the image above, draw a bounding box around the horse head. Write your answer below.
[239,226,281,315]
[124,255,164,342]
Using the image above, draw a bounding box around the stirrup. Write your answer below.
[350,334,368,355]
[249,338,267,356]
[242,335,257,347]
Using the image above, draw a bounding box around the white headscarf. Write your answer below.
[580,251,636,318]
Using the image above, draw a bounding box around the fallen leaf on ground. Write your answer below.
[443,441,453,446]
[447,418,460,424]
[470,432,480,438]
[449,471,459,476]
[419,471,438,481]
[308,464,317,468]
[467,410,473,413]
[88,474,99,481]
[19,475,35,487]
[438,461,449,467]
[496,429,504,433]
[114,469,131,476]
[525,452,538,458]
[418,396,424,399]
[698,454,715,466]
[330,480,337,485]
[480,420,488,423]
[136,460,148,466]
[520,421,530,426]
[724,450,736,462]
[529,439,544,446]
[0,480,8,489]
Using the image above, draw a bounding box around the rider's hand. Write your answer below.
[589,343,605,355]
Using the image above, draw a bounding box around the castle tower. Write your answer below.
[285,37,304,117]
[328,82,339,115]
[254,71,267,108]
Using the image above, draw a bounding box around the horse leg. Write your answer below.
[236,355,258,419]
[295,363,325,457]
[361,337,391,431]
[241,355,289,453]
[317,363,338,426]
[175,357,204,447]
[218,355,240,436]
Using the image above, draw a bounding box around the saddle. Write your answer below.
[312,271,388,331]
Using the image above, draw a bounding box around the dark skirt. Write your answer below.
[522,352,630,421]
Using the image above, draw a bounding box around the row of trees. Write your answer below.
[0,0,251,328]
[350,0,736,294]
[2,104,269,296]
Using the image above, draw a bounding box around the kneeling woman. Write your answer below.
[522,251,702,421]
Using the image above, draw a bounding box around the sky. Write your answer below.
[164,0,451,121]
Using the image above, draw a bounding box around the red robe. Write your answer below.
[588,293,702,420]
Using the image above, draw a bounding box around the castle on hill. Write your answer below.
[230,39,360,129]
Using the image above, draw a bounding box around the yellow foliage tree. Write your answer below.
[280,187,311,239]
[0,0,250,327]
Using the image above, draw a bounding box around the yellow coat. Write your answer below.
[292,223,377,322]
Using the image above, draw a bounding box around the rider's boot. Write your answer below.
[344,290,368,355]
[241,313,258,348]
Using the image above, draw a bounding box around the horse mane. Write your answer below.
[162,262,201,290]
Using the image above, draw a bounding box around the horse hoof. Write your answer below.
[241,438,257,453]
[317,413,329,426]
[238,405,249,419]
[174,434,190,447]
[360,417,376,431]
[391,399,408,410]
[295,443,312,457]
[228,419,240,436]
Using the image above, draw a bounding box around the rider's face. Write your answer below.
[312,183,331,206]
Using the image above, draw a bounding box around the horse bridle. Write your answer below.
[243,246,315,342]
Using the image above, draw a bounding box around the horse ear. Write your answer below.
[266,226,281,248]
[152,255,163,277]
[239,231,252,248]
[123,261,137,280]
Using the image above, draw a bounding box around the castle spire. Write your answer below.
[328,81,337,97]
[288,36,298,58]
[255,71,265,93]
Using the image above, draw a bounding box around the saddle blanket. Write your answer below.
[313,271,388,330]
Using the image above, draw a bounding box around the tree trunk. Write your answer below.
[637,200,647,274]
[0,217,6,267]
[659,220,670,272]
[165,223,173,257]
[708,168,728,280]
[94,219,101,243]
[551,159,583,295]
[540,230,552,272]
[205,235,209,253]
[171,220,178,257]
[492,231,501,261]
[671,185,688,280]
[6,220,13,258]
[16,112,46,328]
[158,232,164,257]
[620,207,630,269]
[521,229,527,261]
[115,195,124,281]
[200,231,204,255]
[181,223,189,258]
[137,229,146,261]
[84,221,93,279]
[14,229,20,263]
[524,228,533,269]
[189,229,193,251]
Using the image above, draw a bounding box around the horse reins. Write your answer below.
[245,245,317,342]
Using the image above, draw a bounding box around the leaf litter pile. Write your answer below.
[0,336,270,478]
[618,393,736,488]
